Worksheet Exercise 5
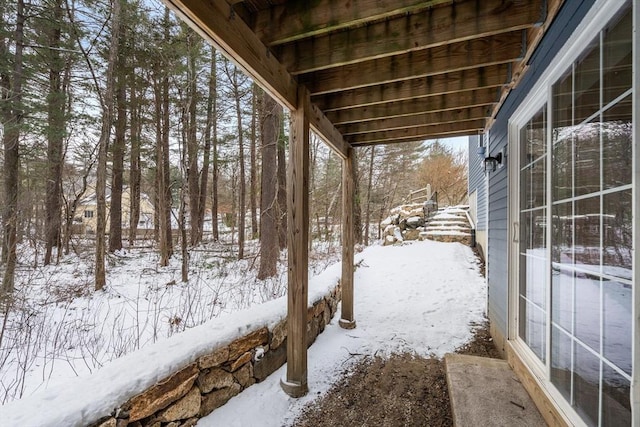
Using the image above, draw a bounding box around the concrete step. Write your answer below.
[445,354,546,427]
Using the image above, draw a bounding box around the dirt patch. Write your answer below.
[293,322,499,427]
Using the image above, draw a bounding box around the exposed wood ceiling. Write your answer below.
[165,0,563,149]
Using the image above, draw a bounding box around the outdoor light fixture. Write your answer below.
[484,152,503,173]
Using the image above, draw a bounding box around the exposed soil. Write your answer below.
[293,322,500,427]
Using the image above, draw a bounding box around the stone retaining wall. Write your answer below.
[89,284,341,427]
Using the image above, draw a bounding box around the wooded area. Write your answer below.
[0,0,467,294]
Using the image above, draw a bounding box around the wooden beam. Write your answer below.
[252,0,450,46]
[164,0,298,110]
[163,0,351,159]
[300,32,524,94]
[313,64,510,112]
[339,147,356,329]
[281,86,310,398]
[278,0,544,74]
[327,88,500,125]
[307,97,349,159]
[346,120,486,145]
[338,107,491,136]
[350,130,481,147]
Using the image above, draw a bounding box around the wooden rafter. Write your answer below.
[276,0,544,74]
[326,88,500,125]
[346,119,486,145]
[300,31,524,94]
[338,106,491,136]
[313,64,511,112]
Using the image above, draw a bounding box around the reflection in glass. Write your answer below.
[603,96,632,189]
[552,266,573,332]
[551,326,572,401]
[574,196,600,271]
[603,8,632,105]
[521,254,546,308]
[574,121,600,197]
[574,274,600,353]
[552,202,573,264]
[603,279,632,375]
[601,364,631,426]
[574,343,600,427]
[574,37,600,124]
[603,190,632,278]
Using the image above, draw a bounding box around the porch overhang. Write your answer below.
[161,0,564,397]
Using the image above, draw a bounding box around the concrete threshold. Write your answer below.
[445,354,547,427]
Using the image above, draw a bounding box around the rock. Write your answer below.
[233,362,255,388]
[271,319,287,349]
[384,235,395,246]
[393,227,404,243]
[403,229,420,241]
[323,304,331,326]
[181,418,198,427]
[124,363,199,422]
[198,346,229,369]
[254,340,287,381]
[93,418,116,427]
[229,351,252,372]
[406,216,424,229]
[228,327,269,360]
[312,299,326,318]
[158,387,201,422]
[199,383,242,417]
[307,315,321,347]
[197,368,235,394]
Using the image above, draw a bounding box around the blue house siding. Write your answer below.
[486,0,596,336]
[467,136,487,231]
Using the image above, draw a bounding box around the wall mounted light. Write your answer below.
[484,152,503,173]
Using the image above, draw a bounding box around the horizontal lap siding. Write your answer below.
[486,0,595,336]
[468,135,487,230]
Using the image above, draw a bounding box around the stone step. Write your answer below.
[445,354,546,427]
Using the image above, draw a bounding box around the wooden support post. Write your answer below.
[339,147,356,329]
[281,86,310,398]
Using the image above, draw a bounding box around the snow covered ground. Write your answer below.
[199,239,487,426]
[0,238,341,404]
[1,238,486,426]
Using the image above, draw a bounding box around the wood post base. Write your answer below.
[339,318,357,329]
[280,377,308,398]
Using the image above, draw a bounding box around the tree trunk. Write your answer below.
[96,0,121,290]
[0,0,25,293]
[249,84,258,239]
[257,92,281,279]
[199,47,216,244]
[364,146,375,246]
[232,67,246,260]
[209,49,219,241]
[109,30,127,253]
[128,68,141,246]
[352,149,363,245]
[186,29,201,246]
[44,0,64,266]
[276,115,286,250]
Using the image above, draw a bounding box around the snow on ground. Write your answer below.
[199,239,486,427]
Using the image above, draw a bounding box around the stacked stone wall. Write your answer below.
[89,284,341,427]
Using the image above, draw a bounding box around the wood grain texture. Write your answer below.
[340,148,355,324]
[346,119,486,145]
[300,31,524,94]
[313,64,510,112]
[284,86,311,395]
[326,88,499,125]
[251,0,450,46]
[339,107,490,135]
[277,0,543,74]
[165,0,297,109]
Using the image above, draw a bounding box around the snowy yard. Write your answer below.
[199,239,486,426]
[1,238,486,426]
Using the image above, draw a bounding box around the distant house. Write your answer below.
[75,186,155,235]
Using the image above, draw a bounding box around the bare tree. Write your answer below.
[249,84,258,239]
[276,115,286,249]
[257,92,281,279]
[0,0,25,293]
[95,0,122,290]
